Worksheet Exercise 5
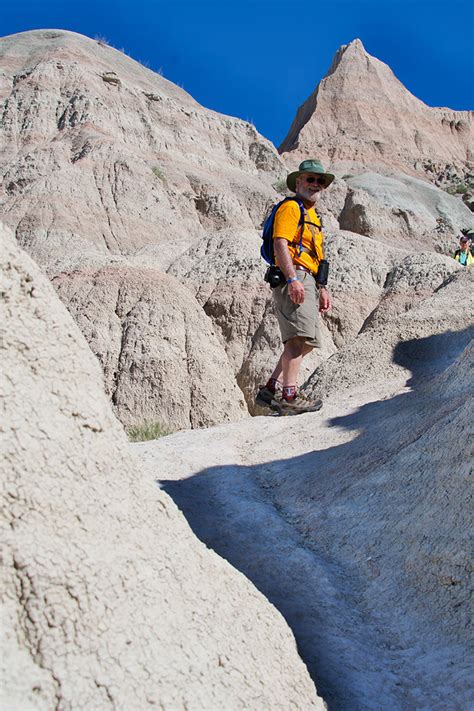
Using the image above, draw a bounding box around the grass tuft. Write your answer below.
[127,422,170,442]
[151,165,166,180]
[273,178,289,194]
[94,35,110,47]
[445,181,471,196]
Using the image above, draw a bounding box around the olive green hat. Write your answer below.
[286,159,335,192]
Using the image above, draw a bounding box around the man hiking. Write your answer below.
[256,159,334,415]
[453,234,474,266]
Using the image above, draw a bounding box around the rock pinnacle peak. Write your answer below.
[325,37,373,76]
[279,38,472,182]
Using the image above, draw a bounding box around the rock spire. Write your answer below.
[280,39,473,184]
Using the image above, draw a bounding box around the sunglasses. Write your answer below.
[303,176,326,185]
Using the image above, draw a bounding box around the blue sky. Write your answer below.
[2,0,473,147]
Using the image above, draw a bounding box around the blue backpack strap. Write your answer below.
[275,197,306,255]
[261,197,306,264]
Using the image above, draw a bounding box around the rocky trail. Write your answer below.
[136,331,473,710]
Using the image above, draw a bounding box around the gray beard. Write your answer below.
[295,188,318,204]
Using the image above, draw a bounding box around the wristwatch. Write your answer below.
[287,276,298,284]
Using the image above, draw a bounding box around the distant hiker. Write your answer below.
[256,159,334,415]
[461,229,474,256]
[453,235,474,266]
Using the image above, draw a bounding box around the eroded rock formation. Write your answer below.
[0,29,282,272]
[52,262,247,429]
[136,288,473,709]
[2,27,474,711]
[0,29,287,429]
[0,224,323,709]
[2,29,473,432]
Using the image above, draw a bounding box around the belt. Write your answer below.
[295,265,315,276]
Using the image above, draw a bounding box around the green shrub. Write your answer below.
[151,165,166,180]
[445,182,469,195]
[273,178,288,194]
[127,421,170,442]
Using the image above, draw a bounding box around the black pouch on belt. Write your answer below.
[316,259,329,286]
[264,265,285,289]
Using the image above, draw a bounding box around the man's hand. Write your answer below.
[319,287,332,312]
[274,239,306,304]
[288,280,305,304]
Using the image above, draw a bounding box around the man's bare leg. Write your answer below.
[281,336,307,387]
[258,337,320,412]
[270,338,313,385]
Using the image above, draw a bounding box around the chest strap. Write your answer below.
[293,211,322,257]
[299,245,317,257]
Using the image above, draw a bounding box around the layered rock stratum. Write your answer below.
[0,224,323,710]
[0,30,280,269]
[280,39,473,187]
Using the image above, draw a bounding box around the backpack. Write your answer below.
[260,197,305,265]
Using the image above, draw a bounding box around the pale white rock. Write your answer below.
[322,229,408,347]
[316,177,349,230]
[135,312,473,710]
[305,254,473,398]
[337,172,474,251]
[0,224,323,710]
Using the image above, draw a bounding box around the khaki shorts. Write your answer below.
[273,271,323,348]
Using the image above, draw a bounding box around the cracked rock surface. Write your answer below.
[52,262,247,429]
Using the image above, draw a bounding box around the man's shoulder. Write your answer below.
[275,198,301,218]
[306,204,320,220]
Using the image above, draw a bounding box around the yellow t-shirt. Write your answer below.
[273,200,324,273]
[454,249,474,265]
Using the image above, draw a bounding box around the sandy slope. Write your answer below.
[135,333,473,711]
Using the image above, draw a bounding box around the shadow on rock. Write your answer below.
[160,327,473,711]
